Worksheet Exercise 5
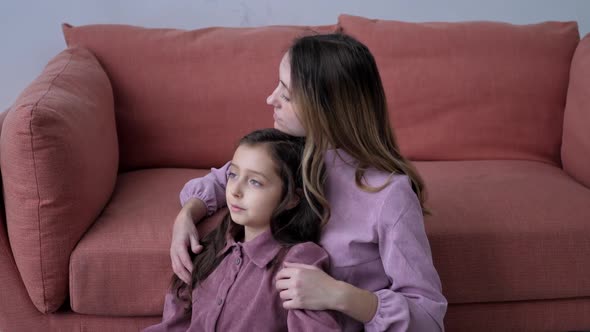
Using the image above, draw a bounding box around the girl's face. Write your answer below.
[226,144,283,239]
[266,53,306,137]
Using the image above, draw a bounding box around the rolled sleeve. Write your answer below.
[179,161,230,216]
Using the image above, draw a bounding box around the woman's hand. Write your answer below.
[170,209,203,284]
[276,262,379,323]
[275,262,340,311]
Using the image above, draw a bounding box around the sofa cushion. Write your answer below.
[562,33,590,189]
[338,14,580,165]
[0,47,118,313]
[69,168,225,316]
[70,164,590,315]
[62,23,336,172]
[418,160,590,304]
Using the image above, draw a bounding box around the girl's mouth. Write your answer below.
[229,204,245,212]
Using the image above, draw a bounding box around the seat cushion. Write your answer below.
[69,168,225,316]
[71,162,590,315]
[418,160,590,304]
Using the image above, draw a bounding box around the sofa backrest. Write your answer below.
[63,17,580,169]
[338,14,580,165]
[63,23,336,172]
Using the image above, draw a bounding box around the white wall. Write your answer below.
[1,0,589,111]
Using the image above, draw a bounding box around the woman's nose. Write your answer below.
[266,93,275,106]
[266,86,279,106]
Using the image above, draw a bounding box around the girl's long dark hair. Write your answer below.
[169,128,322,311]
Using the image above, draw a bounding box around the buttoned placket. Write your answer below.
[211,244,244,330]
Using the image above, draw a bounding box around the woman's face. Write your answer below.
[266,53,306,137]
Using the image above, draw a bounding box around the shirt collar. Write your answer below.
[219,228,282,268]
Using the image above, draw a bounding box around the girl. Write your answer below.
[147,129,340,332]
[171,34,447,331]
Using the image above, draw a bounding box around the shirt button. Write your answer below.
[235,258,241,265]
[217,298,223,306]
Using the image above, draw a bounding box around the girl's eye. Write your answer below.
[228,172,237,179]
[249,179,262,187]
[280,94,290,102]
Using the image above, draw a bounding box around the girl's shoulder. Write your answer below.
[283,242,330,269]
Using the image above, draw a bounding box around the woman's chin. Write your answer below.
[273,121,285,133]
[273,123,305,137]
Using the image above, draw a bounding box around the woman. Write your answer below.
[171,33,447,331]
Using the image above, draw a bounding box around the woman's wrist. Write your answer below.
[181,198,207,223]
[331,280,378,323]
[330,280,349,311]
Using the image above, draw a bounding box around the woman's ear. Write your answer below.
[286,188,302,209]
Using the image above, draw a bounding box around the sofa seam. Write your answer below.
[29,49,76,312]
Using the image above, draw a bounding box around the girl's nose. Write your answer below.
[230,184,242,198]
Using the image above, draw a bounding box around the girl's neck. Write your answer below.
[243,226,270,242]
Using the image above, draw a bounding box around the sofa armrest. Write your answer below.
[0,46,118,313]
[0,131,47,330]
[562,34,590,189]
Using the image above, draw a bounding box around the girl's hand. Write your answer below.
[275,262,340,311]
[170,209,203,284]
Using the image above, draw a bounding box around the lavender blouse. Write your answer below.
[180,149,447,332]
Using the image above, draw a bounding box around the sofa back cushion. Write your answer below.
[63,23,336,171]
[0,46,118,313]
[338,14,579,164]
[562,34,590,188]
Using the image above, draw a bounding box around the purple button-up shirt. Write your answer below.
[180,149,448,332]
[144,230,340,332]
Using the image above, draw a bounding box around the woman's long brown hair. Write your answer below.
[169,128,323,312]
[289,33,429,226]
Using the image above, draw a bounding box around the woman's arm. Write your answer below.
[363,184,447,332]
[171,161,230,284]
[276,180,447,332]
[179,161,231,217]
[276,262,378,322]
[331,280,378,323]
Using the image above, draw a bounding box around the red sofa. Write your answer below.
[1,14,589,331]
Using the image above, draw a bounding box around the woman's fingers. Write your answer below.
[279,289,293,300]
[283,261,320,270]
[275,278,293,291]
[171,253,191,284]
[189,234,203,254]
[282,299,301,310]
[177,244,194,273]
[275,267,297,281]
